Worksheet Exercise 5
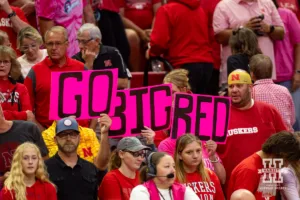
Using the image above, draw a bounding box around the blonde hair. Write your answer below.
[163,69,191,91]
[108,150,122,171]
[17,26,43,49]
[175,134,209,183]
[0,45,22,80]
[4,142,54,200]
[0,30,9,45]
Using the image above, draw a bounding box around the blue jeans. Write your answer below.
[278,81,300,131]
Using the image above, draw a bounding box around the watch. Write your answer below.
[7,11,16,18]
[269,25,275,33]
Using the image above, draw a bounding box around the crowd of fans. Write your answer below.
[0,0,300,199]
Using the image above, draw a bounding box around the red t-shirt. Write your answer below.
[24,56,89,128]
[217,101,287,192]
[120,0,161,29]
[277,0,300,21]
[0,7,28,53]
[150,0,213,67]
[200,0,221,69]
[1,180,57,200]
[182,170,225,200]
[98,169,140,200]
[99,0,120,13]
[154,130,168,147]
[227,153,276,200]
[0,79,32,120]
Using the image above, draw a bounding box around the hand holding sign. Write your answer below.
[205,140,217,158]
[141,126,156,145]
[170,93,230,144]
[98,114,112,134]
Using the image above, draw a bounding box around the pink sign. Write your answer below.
[109,84,172,138]
[170,93,230,144]
[50,69,118,120]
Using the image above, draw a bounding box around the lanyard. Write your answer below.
[156,187,173,200]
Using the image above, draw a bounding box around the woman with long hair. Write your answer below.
[280,132,300,199]
[227,27,262,75]
[0,142,56,200]
[98,137,150,200]
[174,134,224,200]
[0,45,34,121]
[130,152,199,200]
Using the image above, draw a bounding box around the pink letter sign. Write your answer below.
[170,93,230,144]
[109,84,172,138]
[50,69,118,120]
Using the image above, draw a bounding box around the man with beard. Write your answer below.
[216,69,287,194]
[45,116,111,200]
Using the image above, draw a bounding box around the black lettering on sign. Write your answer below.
[150,85,171,131]
[171,94,193,139]
[58,72,82,118]
[195,96,212,141]
[88,71,113,117]
[130,88,148,134]
[212,98,230,143]
[109,92,126,137]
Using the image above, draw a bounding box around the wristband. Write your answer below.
[209,157,220,163]
[7,11,16,18]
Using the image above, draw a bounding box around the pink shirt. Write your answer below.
[157,138,221,172]
[274,8,300,82]
[36,0,83,57]
[252,79,295,132]
[213,0,284,84]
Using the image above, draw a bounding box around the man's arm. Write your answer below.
[293,44,300,92]
[10,0,35,16]
[0,0,29,33]
[94,114,111,170]
[38,17,55,39]
[215,29,232,45]
[119,8,149,42]
[83,1,96,24]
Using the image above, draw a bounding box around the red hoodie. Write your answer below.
[0,79,32,120]
[149,0,213,68]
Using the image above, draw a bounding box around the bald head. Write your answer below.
[230,189,256,200]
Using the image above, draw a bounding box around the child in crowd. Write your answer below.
[174,134,225,200]
[130,152,199,200]
[0,142,56,200]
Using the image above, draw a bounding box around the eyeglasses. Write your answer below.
[21,43,38,52]
[76,38,93,45]
[123,150,146,158]
[57,131,79,139]
[45,40,67,48]
[0,60,11,65]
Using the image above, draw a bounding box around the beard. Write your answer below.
[57,141,78,154]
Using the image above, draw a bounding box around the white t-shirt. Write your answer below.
[17,49,48,78]
[130,185,200,200]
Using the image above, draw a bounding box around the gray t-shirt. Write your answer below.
[0,120,48,175]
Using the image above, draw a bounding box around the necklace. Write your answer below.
[156,187,173,200]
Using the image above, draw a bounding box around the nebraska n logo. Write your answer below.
[231,74,240,81]
[258,158,283,183]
